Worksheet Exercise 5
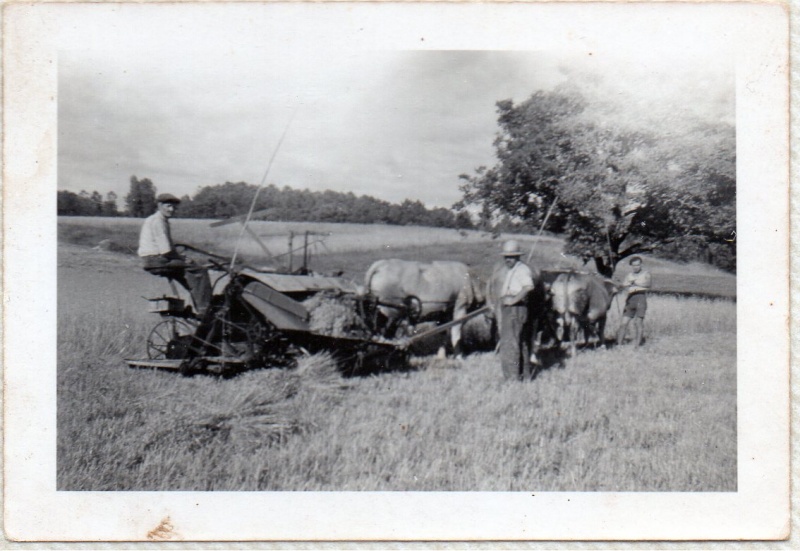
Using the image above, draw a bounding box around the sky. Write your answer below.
[58,50,571,208]
[57,5,734,209]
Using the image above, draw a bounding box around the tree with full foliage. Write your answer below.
[102,191,119,216]
[456,85,736,275]
[125,176,157,217]
[90,191,103,214]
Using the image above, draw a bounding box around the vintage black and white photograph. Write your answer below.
[3,1,790,542]
[56,36,741,494]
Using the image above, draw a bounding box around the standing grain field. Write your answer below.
[57,219,736,491]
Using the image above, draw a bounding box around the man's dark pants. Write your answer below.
[500,304,532,381]
[623,293,647,318]
[142,252,212,314]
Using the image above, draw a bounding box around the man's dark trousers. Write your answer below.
[143,252,212,314]
[500,304,532,380]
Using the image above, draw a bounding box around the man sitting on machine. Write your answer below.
[138,193,212,316]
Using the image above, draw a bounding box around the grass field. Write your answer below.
[59,215,561,259]
[60,216,736,295]
[57,218,737,491]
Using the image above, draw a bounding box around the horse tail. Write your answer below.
[364,260,384,293]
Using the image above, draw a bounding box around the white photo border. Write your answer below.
[2,1,791,542]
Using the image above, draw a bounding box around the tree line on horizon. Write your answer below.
[57,190,120,217]
[57,177,476,230]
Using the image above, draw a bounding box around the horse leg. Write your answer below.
[597,316,607,349]
[556,316,565,344]
[529,315,540,365]
[450,306,465,358]
[569,319,579,358]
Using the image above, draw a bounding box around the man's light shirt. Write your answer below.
[501,262,534,297]
[138,211,173,257]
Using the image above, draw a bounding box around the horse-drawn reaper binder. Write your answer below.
[125,241,488,377]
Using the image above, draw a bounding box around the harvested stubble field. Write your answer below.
[59,216,560,260]
[57,218,737,491]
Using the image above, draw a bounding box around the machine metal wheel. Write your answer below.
[147,318,199,360]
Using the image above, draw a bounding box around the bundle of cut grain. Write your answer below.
[142,377,302,453]
[93,239,114,251]
[189,377,303,447]
[294,352,350,396]
[303,293,362,337]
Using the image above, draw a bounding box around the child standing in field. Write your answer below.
[616,256,651,347]
[138,193,212,316]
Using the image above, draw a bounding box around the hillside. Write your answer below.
[59,217,735,297]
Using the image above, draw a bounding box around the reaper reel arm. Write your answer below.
[395,305,490,350]
[175,243,232,263]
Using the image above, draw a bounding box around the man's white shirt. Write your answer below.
[138,211,173,257]
[501,261,534,297]
[623,270,652,294]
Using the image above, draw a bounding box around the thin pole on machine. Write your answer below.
[230,107,298,271]
[288,231,294,273]
[303,231,309,271]
[526,195,558,264]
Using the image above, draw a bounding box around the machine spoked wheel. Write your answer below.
[147,318,199,360]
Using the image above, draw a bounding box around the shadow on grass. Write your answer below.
[146,335,651,382]
[530,336,634,379]
[530,345,568,380]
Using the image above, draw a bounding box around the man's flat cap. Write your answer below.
[157,193,181,204]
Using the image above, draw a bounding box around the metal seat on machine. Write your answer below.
[148,296,186,315]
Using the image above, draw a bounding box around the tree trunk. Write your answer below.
[593,256,614,279]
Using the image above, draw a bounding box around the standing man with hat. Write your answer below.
[498,239,535,381]
[138,193,212,316]
[616,255,651,346]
